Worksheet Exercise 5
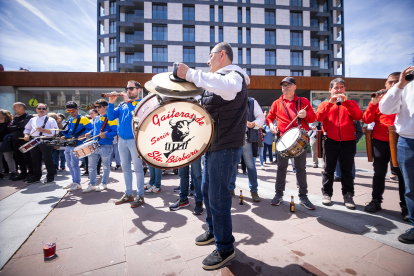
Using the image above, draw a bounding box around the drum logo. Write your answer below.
[164,115,196,158]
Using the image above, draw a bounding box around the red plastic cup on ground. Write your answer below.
[43,242,56,258]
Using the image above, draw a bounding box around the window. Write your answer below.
[238,8,242,23]
[265,70,276,76]
[246,0,250,3]
[291,70,303,76]
[183,47,195,63]
[125,52,144,63]
[110,38,116,52]
[153,67,168,73]
[290,12,302,26]
[337,14,342,24]
[323,37,329,50]
[110,57,116,71]
[238,28,242,44]
[153,25,167,40]
[246,28,251,44]
[322,2,328,12]
[265,9,275,24]
[238,0,242,2]
[152,46,168,62]
[219,27,223,42]
[290,0,302,6]
[218,6,223,22]
[311,38,319,47]
[290,31,303,46]
[238,49,242,64]
[322,19,328,31]
[265,0,275,4]
[109,21,116,33]
[290,51,303,66]
[152,3,167,19]
[310,19,319,27]
[323,56,329,69]
[265,50,276,65]
[100,5,104,16]
[210,27,215,42]
[246,68,251,75]
[246,48,251,64]
[210,6,214,22]
[110,1,116,15]
[265,29,276,45]
[183,26,195,42]
[183,5,195,21]
[100,23,104,35]
[310,0,318,8]
[246,8,250,23]
[311,58,319,67]
[100,41,104,53]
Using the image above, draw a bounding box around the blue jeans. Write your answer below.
[335,160,356,179]
[240,141,258,193]
[398,136,414,226]
[254,146,264,166]
[263,142,274,162]
[65,147,81,184]
[53,150,66,169]
[118,138,144,197]
[148,166,162,188]
[179,158,203,202]
[112,144,121,166]
[203,147,242,253]
[88,145,113,186]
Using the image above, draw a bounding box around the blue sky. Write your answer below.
[0,0,413,78]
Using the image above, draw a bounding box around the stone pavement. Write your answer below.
[0,155,413,276]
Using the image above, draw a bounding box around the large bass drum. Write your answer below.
[132,93,214,169]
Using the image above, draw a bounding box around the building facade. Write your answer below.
[97,0,344,77]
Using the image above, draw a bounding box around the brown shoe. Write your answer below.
[130,195,145,208]
[251,192,260,202]
[115,193,134,205]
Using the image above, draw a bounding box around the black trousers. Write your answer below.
[12,139,33,175]
[30,143,55,180]
[372,139,406,206]
[322,138,356,196]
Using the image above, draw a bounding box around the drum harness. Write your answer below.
[96,116,108,142]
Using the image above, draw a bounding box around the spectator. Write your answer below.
[0,109,16,180]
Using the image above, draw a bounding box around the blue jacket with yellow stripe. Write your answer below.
[107,100,140,140]
[62,115,93,146]
[87,114,118,145]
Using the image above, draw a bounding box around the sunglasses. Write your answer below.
[95,105,104,108]
[66,109,76,113]
[37,108,47,110]
[125,87,140,91]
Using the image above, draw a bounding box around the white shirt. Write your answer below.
[24,115,58,137]
[250,99,265,130]
[379,81,414,139]
[185,64,250,101]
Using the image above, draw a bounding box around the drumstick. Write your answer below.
[247,121,263,128]
[83,131,108,143]
[285,105,309,130]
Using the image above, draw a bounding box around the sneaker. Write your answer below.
[189,185,195,196]
[193,201,204,215]
[251,192,260,202]
[398,228,414,244]
[115,193,134,205]
[334,176,341,182]
[81,171,89,176]
[293,168,296,173]
[271,194,283,206]
[82,184,96,193]
[114,165,121,170]
[195,231,215,245]
[130,195,145,208]
[300,197,315,210]
[313,164,318,168]
[202,249,235,270]
[364,199,382,213]
[169,198,190,211]
[62,182,73,189]
[43,179,55,184]
[322,195,332,206]
[230,190,235,196]
[390,175,399,181]
[69,183,81,191]
[9,173,17,181]
[261,165,265,170]
[145,186,161,195]
[12,174,27,181]
[27,178,40,184]
[343,193,355,210]
[61,167,66,171]
[173,185,180,192]
[144,184,153,190]
[95,184,107,192]
[273,160,278,164]
[242,171,247,175]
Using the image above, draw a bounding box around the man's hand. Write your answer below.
[108,91,120,104]
[98,132,106,139]
[270,124,278,134]
[24,135,30,141]
[36,127,44,133]
[329,95,338,104]
[298,109,307,119]
[84,133,90,138]
[120,91,129,102]
[247,121,255,128]
[397,66,414,89]
[371,90,385,105]
[60,136,66,140]
[177,63,189,79]
[312,126,317,131]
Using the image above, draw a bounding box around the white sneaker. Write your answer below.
[62,182,73,189]
[144,184,153,191]
[69,183,81,192]
[261,165,265,170]
[95,184,107,192]
[83,184,97,193]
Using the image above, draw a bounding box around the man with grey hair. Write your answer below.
[315,78,362,209]
[176,41,249,270]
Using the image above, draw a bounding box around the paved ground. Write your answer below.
[0,155,413,276]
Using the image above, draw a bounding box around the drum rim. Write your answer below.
[276,127,309,158]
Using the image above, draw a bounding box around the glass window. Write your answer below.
[246,28,251,44]
[219,27,223,42]
[210,27,215,43]
[238,28,242,44]
[311,57,319,67]
[265,9,275,25]
[183,26,195,42]
[100,5,104,17]
[265,70,276,76]
[310,0,318,8]
[109,21,116,33]
[238,0,242,2]
[265,29,276,45]
[152,3,167,19]
[265,0,275,4]
[322,19,328,31]
[125,52,144,63]
[323,37,329,50]
[135,10,144,18]
[152,46,168,62]
[337,14,342,24]
[183,5,195,21]
[183,47,195,63]
[290,51,303,66]
[100,41,105,53]
[290,31,303,46]
[246,68,251,75]
[246,48,251,64]
[210,6,214,22]
[322,2,328,12]
[110,57,116,71]
[238,49,242,64]
[265,50,276,65]
[100,23,104,35]
[218,6,223,22]
[311,38,319,48]
[110,1,116,15]
[152,67,168,73]
[290,0,302,6]
[246,0,250,3]
[238,8,242,23]
[246,8,250,23]
[290,12,302,26]
[310,19,318,27]
[291,70,303,76]
[110,38,116,52]
[153,25,167,41]
[323,56,329,69]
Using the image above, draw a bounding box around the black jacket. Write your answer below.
[8,113,33,140]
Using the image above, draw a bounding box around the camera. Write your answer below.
[405,71,414,82]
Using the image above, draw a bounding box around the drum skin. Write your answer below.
[132,93,214,169]
[19,138,40,153]
[276,127,309,159]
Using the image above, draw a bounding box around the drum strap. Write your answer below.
[38,116,49,136]
[281,97,301,128]
[96,116,108,142]
[71,116,82,138]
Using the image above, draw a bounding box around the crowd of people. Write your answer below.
[0,42,413,270]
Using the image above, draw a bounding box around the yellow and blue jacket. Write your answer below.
[62,115,93,146]
[87,114,118,145]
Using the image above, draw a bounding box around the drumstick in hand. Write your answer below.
[247,121,263,128]
[83,131,108,143]
[285,105,309,130]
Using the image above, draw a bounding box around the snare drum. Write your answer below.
[72,140,100,159]
[19,138,41,153]
[276,127,309,158]
[132,93,214,169]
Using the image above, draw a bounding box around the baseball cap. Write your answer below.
[280,77,296,86]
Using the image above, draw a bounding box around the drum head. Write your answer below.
[276,128,301,151]
[135,100,213,169]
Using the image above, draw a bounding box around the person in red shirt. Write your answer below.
[362,72,408,220]
[266,77,316,210]
[315,78,362,210]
